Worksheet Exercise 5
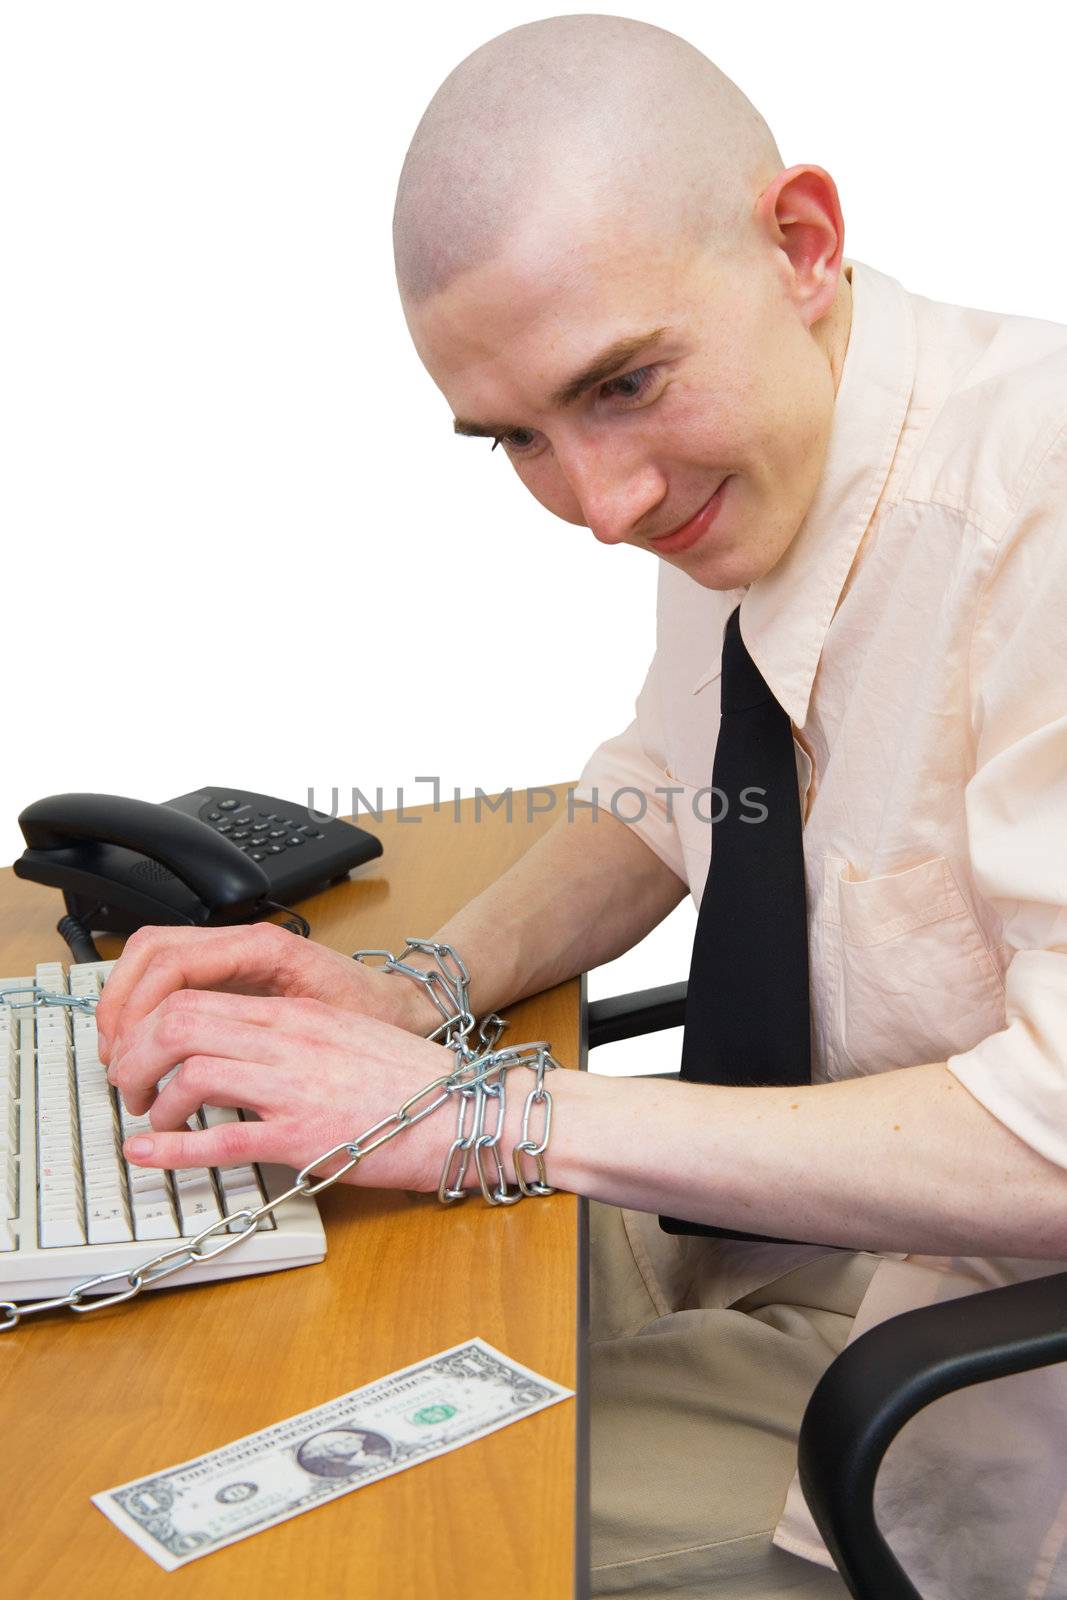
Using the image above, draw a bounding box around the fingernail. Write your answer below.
[125,1136,153,1159]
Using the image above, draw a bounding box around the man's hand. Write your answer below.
[106,988,460,1193]
[95,922,439,1066]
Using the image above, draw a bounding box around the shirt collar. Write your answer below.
[739,257,917,729]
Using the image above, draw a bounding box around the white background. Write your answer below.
[2,2,1064,1070]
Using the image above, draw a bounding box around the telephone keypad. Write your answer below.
[189,791,376,890]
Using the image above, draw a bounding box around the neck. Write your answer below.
[826,263,854,397]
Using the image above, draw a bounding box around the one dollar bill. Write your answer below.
[93,1337,573,1570]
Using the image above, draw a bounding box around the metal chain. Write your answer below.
[353,938,478,1046]
[0,942,558,1332]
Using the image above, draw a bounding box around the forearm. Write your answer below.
[398,808,686,1028]
[543,1061,1067,1259]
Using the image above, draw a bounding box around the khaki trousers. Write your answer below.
[589,1201,882,1598]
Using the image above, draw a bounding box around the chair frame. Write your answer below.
[586,981,1067,1600]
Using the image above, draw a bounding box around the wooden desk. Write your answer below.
[0,791,588,1597]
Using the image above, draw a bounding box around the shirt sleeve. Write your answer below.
[571,649,689,886]
[944,422,1067,1170]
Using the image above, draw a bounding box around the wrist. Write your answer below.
[379,960,449,1035]
[448,1047,576,1200]
[354,944,458,1035]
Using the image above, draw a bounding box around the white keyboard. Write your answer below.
[1,959,325,1303]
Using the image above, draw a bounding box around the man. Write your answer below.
[96,16,1067,1598]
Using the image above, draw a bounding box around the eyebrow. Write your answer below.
[452,325,672,439]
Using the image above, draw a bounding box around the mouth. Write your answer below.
[647,478,731,555]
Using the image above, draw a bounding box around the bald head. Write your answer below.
[393,14,784,307]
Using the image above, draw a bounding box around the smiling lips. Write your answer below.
[647,477,730,554]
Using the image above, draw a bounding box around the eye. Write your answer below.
[491,428,540,455]
[598,364,660,403]
[492,365,664,457]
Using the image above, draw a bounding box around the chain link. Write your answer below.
[0,941,559,1332]
[353,939,477,1046]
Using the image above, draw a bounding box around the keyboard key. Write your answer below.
[131,1192,180,1241]
[39,1208,86,1249]
[174,1170,223,1234]
[87,1198,133,1245]
[201,1104,240,1129]
[217,1164,271,1232]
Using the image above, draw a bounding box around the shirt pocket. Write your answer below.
[824,854,1006,1079]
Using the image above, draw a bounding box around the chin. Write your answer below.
[681,546,767,592]
[684,511,795,590]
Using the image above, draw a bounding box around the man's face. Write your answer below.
[404,201,843,591]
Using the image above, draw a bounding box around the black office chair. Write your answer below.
[586,981,1067,1600]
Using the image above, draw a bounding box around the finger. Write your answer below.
[96,925,248,1054]
[108,990,353,1108]
[109,989,356,1087]
[110,1012,296,1116]
[149,1057,266,1132]
[110,989,298,1115]
[123,987,297,1036]
[139,988,360,1042]
[124,1115,280,1172]
[97,922,297,1062]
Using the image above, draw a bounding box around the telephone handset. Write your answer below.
[14,786,382,936]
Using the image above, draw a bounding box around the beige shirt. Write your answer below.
[575,258,1067,1598]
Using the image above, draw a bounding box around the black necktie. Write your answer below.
[660,603,813,1242]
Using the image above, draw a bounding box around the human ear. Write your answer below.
[754,164,845,324]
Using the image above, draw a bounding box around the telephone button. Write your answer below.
[250,852,265,861]
[286,835,305,847]
[268,845,285,855]
[219,799,240,811]
[216,822,233,834]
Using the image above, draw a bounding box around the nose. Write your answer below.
[554,437,667,546]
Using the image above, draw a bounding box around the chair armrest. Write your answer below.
[798,1268,1067,1599]
[586,981,687,1050]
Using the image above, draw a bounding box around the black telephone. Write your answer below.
[14,787,382,938]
